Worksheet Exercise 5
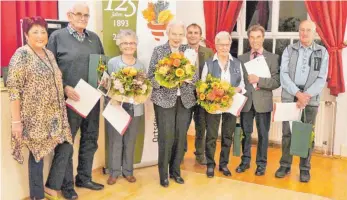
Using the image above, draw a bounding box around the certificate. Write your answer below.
[66,79,102,118]
[225,93,248,117]
[102,102,132,135]
[244,56,271,88]
[272,103,302,122]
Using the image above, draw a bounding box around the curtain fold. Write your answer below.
[203,0,243,51]
[305,0,347,96]
[1,1,58,68]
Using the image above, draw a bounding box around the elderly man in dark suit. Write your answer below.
[147,21,198,188]
[236,25,280,176]
[185,23,214,165]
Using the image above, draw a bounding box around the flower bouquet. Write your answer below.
[108,66,152,104]
[196,74,236,114]
[154,52,197,88]
[96,55,108,81]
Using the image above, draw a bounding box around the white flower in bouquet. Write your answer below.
[141,84,148,94]
[114,79,123,89]
[119,87,125,94]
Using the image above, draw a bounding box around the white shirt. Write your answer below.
[201,53,246,95]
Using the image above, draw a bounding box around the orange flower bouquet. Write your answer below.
[108,66,152,104]
[154,52,197,88]
[196,74,235,114]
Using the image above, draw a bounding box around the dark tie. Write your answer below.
[253,51,258,59]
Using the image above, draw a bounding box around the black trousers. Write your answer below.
[192,105,207,156]
[205,112,237,168]
[61,101,100,190]
[280,106,318,170]
[29,142,73,199]
[240,105,271,167]
[154,97,192,181]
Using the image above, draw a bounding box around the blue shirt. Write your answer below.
[280,42,329,97]
[108,56,145,116]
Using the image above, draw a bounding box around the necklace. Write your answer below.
[121,55,136,66]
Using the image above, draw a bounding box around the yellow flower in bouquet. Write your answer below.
[195,74,235,114]
[109,66,152,104]
[154,52,197,88]
[96,55,108,80]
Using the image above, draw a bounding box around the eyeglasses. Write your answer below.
[120,42,137,46]
[70,12,90,19]
[216,43,231,48]
[299,28,313,33]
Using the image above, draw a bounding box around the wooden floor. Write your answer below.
[34,135,347,200]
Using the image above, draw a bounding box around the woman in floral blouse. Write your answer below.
[7,16,72,200]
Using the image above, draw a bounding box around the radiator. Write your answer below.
[252,101,336,152]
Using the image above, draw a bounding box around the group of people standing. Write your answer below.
[6,2,328,200]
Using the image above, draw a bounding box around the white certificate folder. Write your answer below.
[102,102,132,135]
[225,93,248,117]
[66,79,102,118]
[272,103,302,122]
[244,56,271,89]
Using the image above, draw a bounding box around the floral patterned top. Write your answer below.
[6,45,73,163]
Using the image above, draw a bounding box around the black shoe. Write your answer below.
[275,166,291,178]
[255,166,266,176]
[61,188,78,200]
[160,179,169,187]
[219,166,232,176]
[75,181,104,190]
[235,163,250,173]
[300,170,311,182]
[206,167,214,178]
[169,175,185,184]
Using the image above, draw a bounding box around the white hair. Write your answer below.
[115,29,138,46]
[215,31,232,44]
[166,21,186,35]
[67,2,89,14]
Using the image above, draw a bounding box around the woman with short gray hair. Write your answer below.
[200,31,246,178]
[105,29,144,185]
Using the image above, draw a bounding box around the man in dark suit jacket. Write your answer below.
[236,25,280,176]
[186,23,214,165]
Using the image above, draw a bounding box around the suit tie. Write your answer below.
[253,51,258,59]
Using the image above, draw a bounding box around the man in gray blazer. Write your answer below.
[236,25,280,176]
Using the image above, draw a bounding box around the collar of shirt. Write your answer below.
[171,47,179,53]
[299,42,313,50]
[251,47,264,56]
[212,53,233,61]
[213,53,233,72]
[67,24,89,42]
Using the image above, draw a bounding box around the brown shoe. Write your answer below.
[123,175,136,183]
[107,176,118,185]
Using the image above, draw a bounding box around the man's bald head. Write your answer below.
[299,20,316,47]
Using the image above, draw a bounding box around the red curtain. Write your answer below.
[305,1,347,96]
[0,1,58,68]
[203,0,243,50]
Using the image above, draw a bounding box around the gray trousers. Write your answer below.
[205,112,237,168]
[280,106,318,171]
[62,101,100,190]
[106,115,140,177]
[192,105,207,156]
[154,97,192,181]
[240,104,271,167]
